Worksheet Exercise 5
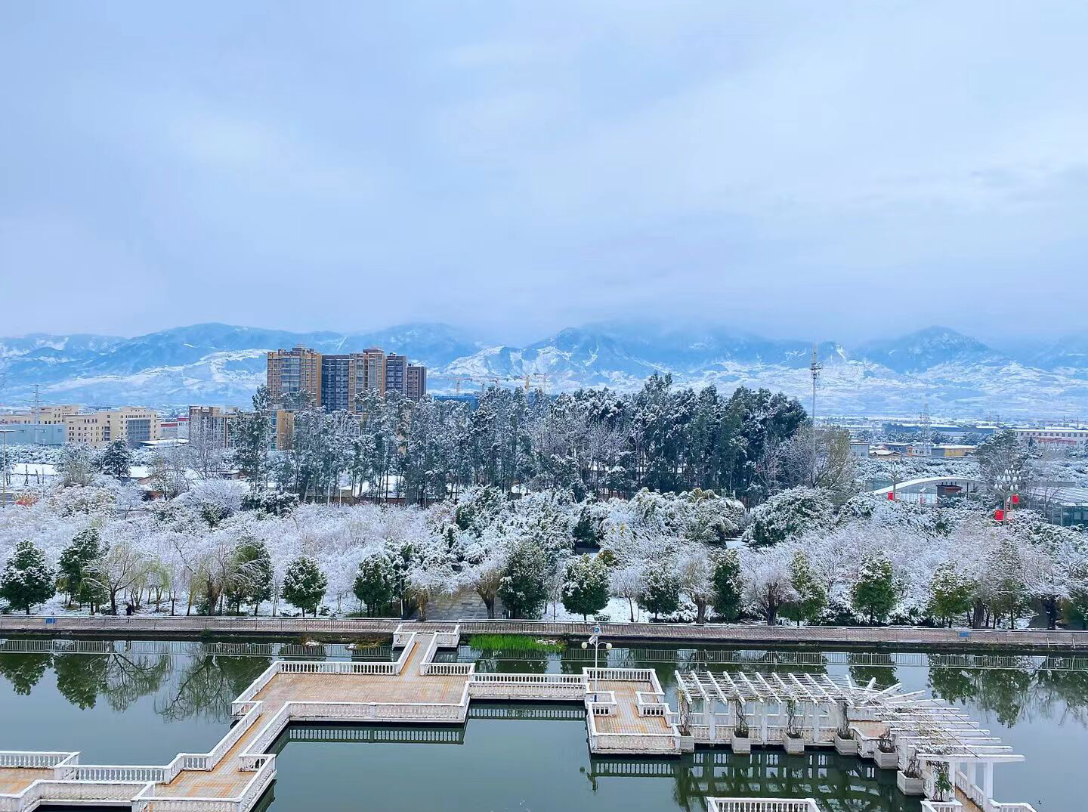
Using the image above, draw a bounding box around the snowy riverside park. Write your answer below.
[1,382,1086,812]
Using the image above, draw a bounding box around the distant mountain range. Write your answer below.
[2,322,1087,419]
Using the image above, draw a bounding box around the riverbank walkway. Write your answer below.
[0,615,1083,651]
[0,625,1040,812]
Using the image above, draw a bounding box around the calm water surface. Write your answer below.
[0,642,1083,811]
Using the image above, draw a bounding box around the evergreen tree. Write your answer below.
[0,539,56,614]
[497,541,550,619]
[639,568,681,620]
[927,563,975,627]
[561,554,610,620]
[353,554,399,616]
[712,550,742,621]
[58,528,102,606]
[781,550,827,625]
[851,554,897,625]
[281,556,327,617]
[95,440,133,480]
[232,387,274,483]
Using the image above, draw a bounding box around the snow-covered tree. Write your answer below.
[851,553,897,625]
[282,556,327,617]
[742,487,835,547]
[0,539,55,614]
[561,554,610,621]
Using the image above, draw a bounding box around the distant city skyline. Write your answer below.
[3,2,1087,343]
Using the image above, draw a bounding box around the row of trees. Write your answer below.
[3,472,1084,629]
[208,377,838,505]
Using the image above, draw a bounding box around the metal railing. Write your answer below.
[707,800,821,812]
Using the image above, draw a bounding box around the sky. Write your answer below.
[2,1,1087,345]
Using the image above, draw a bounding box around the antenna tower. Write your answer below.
[919,398,933,458]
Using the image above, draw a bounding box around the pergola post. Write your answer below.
[983,761,994,803]
[708,697,716,740]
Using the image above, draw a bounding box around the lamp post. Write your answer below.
[581,624,612,700]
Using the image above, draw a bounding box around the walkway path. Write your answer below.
[1,615,1081,651]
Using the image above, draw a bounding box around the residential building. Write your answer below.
[266,345,425,411]
[385,354,408,397]
[267,346,322,408]
[320,354,353,413]
[188,406,234,449]
[0,405,80,425]
[63,408,161,448]
[271,409,294,451]
[406,364,427,401]
[357,349,386,399]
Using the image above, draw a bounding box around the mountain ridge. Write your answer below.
[1,322,1086,418]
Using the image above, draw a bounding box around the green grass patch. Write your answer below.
[469,634,566,653]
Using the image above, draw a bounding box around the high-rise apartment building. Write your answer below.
[265,345,424,412]
[357,349,386,399]
[406,364,427,401]
[320,355,353,413]
[266,346,322,408]
[384,354,408,397]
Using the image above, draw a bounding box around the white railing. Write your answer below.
[584,667,655,682]
[470,672,585,685]
[242,704,292,759]
[707,800,820,812]
[421,661,475,676]
[0,752,76,769]
[277,660,398,676]
[955,770,988,808]
[434,624,461,648]
[2,779,150,812]
[921,802,962,812]
[207,703,263,769]
[229,662,278,716]
[989,805,1039,812]
[66,765,168,783]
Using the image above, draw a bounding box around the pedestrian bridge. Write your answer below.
[871,476,983,504]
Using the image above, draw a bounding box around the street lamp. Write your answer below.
[581,624,612,700]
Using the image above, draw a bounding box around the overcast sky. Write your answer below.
[2,2,1086,344]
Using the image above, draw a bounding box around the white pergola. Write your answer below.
[674,671,1024,806]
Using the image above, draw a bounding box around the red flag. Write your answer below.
[994,508,1005,522]
[887,491,895,500]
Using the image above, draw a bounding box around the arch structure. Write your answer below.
[1,626,1035,812]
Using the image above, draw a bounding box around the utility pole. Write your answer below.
[810,344,822,487]
[0,428,12,509]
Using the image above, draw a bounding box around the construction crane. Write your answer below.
[523,373,549,394]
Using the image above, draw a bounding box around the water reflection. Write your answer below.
[929,665,1088,728]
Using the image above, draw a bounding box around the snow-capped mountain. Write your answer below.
[1,322,1086,418]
